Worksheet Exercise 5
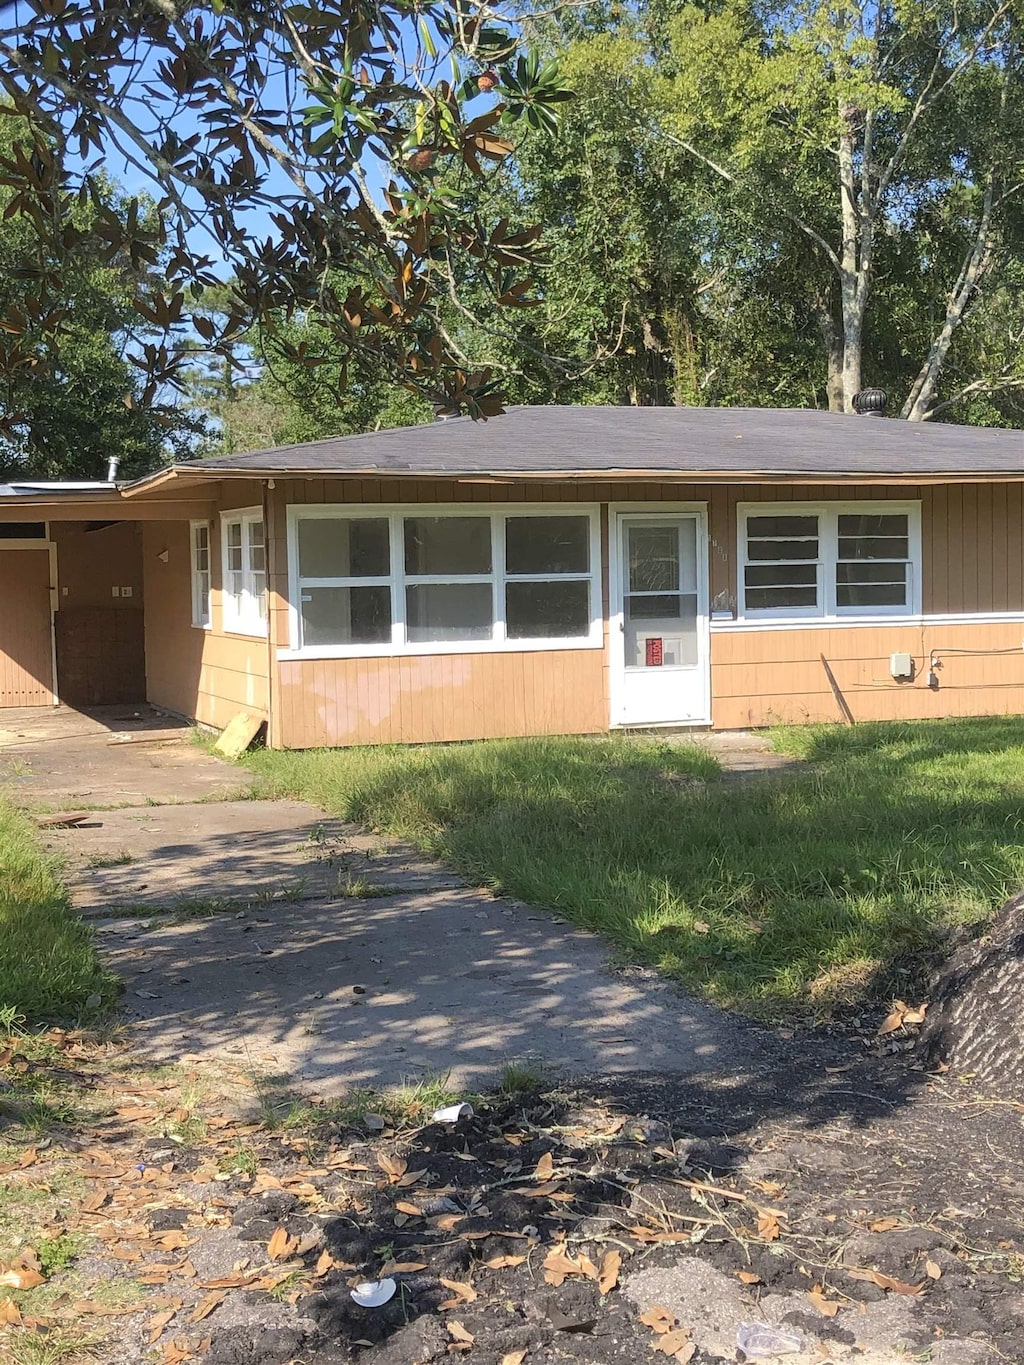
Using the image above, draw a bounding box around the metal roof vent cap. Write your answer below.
[852,388,888,416]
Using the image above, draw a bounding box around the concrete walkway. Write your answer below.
[3,706,759,1094]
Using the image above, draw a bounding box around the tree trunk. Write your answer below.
[917,892,1024,1097]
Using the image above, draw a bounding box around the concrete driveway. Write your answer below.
[3,706,758,1094]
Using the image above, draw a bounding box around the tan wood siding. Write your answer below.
[142,520,269,729]
[0,548,54,706]
[51,522,145,705]
[711,620,1024,728]
[276,649,606,748]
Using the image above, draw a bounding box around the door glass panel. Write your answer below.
[622,520,699,668]
[628,526,679,592]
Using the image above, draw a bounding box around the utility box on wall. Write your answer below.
[890,652,914,681]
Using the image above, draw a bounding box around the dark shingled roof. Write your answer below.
[163,406,1024,481]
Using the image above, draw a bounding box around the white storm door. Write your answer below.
[612,513,709,726]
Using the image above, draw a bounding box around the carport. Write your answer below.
[0,482,147,708]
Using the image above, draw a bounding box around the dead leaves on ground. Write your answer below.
[542,1245,621,1293]
[639,1304,696,1363]
[848,1266,925,1296]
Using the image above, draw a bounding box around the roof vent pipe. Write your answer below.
[852,388,888,416]
[106,456,120,483]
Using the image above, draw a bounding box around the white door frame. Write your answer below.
[608,502,711,727]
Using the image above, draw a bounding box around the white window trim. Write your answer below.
[282,503,604,659]
[220,507,267,637]
[737,501,922,623]
[189,519,212,630]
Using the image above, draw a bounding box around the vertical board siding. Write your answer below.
[276,650,606,748]
[0,549,53,706]
[142,520,269,729]
[262,476,1024,746]
[710,620,1024,728]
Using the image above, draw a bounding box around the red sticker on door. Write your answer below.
[645,637,663,667]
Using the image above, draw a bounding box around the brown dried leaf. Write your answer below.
[542,1249,588,1287]
[448,1320,475,1344]
[396,1169,428,1188]
[395,1201,422,1216]
[807,1288,841,1317]
[500,1353,527,1365]
[377,1153,408,1182]
[869,1218,902,1232]
[266,1226,296,1262]
[848,1267,925,1296]
[534,1151,554,1181]
[654,1329,693,1356]
[190,1292,224,1323]
[0,1297,23,1326]
[438,1278,477,1303]
[147,1309,177,1343]
[484,1255,526,1269]
[639,1304,677,1334]
[756,1212,781,1242]
[0,1267,45,1290]
[877,1001,908,1035]
[925,1259,942,1280]
[736,1270,761,1285]
[382,1261,429,1275]
[598,1250,621,1294]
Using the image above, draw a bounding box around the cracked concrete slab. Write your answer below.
[5,704,758,1095]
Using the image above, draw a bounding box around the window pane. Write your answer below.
[838,535,909,560]
[628,526,679,593]
[745,563,818,588]
[249,543,266,573]
[745,585,818,609]
[406,583,493,641]
[298,517,390,578]
[626,593,697,667]
[837,514,908,537]
[227,521,242,548]
[301,585,391,645]
[836,562,907,586]
[405,516,491,576]
[628,592,683,619]
[747,538,819,561]
[252,572,267,621]
[249,519,264,548]
[747,515,818,538]
[505,516,589,575]
[837,582,907,608]
[506,580,590,638]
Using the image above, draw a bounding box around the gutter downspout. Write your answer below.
[262,479,277,749]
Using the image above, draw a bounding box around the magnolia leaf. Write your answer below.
[639,1304,677,1334]
[807,1288,841,1317]
[598,1250,621,1294]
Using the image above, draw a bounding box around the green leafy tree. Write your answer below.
[654,0,1024,418]
[0,1,571,419]
[0,120,206,481]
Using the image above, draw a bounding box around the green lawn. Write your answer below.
[245,720,1024,1021]
[0,795,114,1021]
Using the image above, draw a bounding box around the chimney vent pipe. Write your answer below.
[106,456,121,483]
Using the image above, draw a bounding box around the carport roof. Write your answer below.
[122,405,1024,492]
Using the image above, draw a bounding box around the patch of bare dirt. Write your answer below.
[1,1031,1022,1365]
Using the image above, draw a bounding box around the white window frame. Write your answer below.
[189,520,212,630]
[737,501,922,622]
[220,507,267,637]
[282,503,603,659]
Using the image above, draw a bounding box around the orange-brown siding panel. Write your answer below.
[276,649,605,748]
[711,621,1024,728]
[0,549,53,707]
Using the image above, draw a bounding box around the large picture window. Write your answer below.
[287,506,601,655]
[222,508,267,635]
[738,503,919,619]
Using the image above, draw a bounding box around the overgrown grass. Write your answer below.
[0,795,115,1020]
[245,723,1024,1019]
